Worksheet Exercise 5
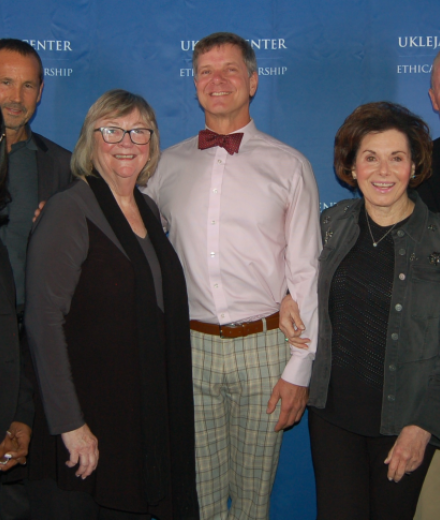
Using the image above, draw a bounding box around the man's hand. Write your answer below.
[0,421,31,472]
[279,294,310,350]
[267,379,308,432]
[32,201,46,223]
[384,425,431,482]
[61,423,99,479]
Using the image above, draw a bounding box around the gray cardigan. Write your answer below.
[309,193,440,446]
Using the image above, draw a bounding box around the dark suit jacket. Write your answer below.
[416,137,440,212]
[1,132,71,432]
[33,132,72,201]
[0,132,71,484]
[0,240,33,433]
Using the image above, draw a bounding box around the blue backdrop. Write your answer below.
[2,1,440,518]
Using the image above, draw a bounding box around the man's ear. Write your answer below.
[249,71,258,98]
[37,80,44,104]
[429,88,440,112]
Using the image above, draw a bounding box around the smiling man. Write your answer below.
[145,32,320,519]
[0,39,71,311]
[0,38,71,519]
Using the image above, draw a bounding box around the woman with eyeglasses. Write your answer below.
[25,90,199,520]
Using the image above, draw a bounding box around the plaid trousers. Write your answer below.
[191,327,289,520]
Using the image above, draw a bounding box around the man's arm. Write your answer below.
[267,158,321,431]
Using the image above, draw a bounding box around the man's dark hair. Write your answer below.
[193,32,257,77]
[0,39,44,83]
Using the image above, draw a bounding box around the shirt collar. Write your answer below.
[10,125,38,153]
[205,118,257,135]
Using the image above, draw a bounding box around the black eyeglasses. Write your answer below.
[94,126,154,145]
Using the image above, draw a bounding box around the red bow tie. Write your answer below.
[198,129,244,155]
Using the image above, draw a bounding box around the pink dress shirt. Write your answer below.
[144,120,321,386]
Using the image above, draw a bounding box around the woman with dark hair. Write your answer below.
[282,102,439,519]
[24,90,199,519]
[0,108,33,476]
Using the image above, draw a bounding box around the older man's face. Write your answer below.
[194,44,258,130]
[0,49,43,134]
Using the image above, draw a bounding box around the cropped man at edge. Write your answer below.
[0,38,71,519]
[414,48,440,520]
[144,32,321,520]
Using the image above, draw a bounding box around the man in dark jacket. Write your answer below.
[0,38,71,519]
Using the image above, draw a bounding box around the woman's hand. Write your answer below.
[384,425,431,482]
[0,422,31,471]
[61,423,99,479]
[279,294,310,349]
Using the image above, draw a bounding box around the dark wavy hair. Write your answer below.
[334,101,432,189]
[0,110,9,211]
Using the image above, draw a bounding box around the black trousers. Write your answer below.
[27,479,152,520]
[308,410,435,520]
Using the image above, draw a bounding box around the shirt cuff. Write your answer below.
[281,353,313,387]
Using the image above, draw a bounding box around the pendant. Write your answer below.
[373,243,378,247]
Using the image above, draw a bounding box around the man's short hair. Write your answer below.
[0,39,44,84]
[71,89,160,186]
[193,32,257,77]
[334,101,432,189]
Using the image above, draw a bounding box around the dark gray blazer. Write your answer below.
[2,133,72,432]
[33,132,72,201]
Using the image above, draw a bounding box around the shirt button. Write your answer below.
[221,313,224,318]
[398,248,406,255]
[214,284,218,288]
[395,304,402,312]
[213,188,218,193]
[389,364,396,372]
[218,159,222,164]
[391,333,399,340]
[397,230,404,237]
[210,252,216,257]
[399,273,406,281]
[211,220,216,224]
[387,394,395,402]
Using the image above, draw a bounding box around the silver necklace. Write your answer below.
[365,206,398,247]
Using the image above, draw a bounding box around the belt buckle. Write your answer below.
[219,322,241,338]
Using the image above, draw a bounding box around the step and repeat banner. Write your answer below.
[1,0,440,518]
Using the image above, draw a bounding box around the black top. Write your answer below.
[313,208,408,436]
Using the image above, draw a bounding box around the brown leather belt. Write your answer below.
[190,312,279,339]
